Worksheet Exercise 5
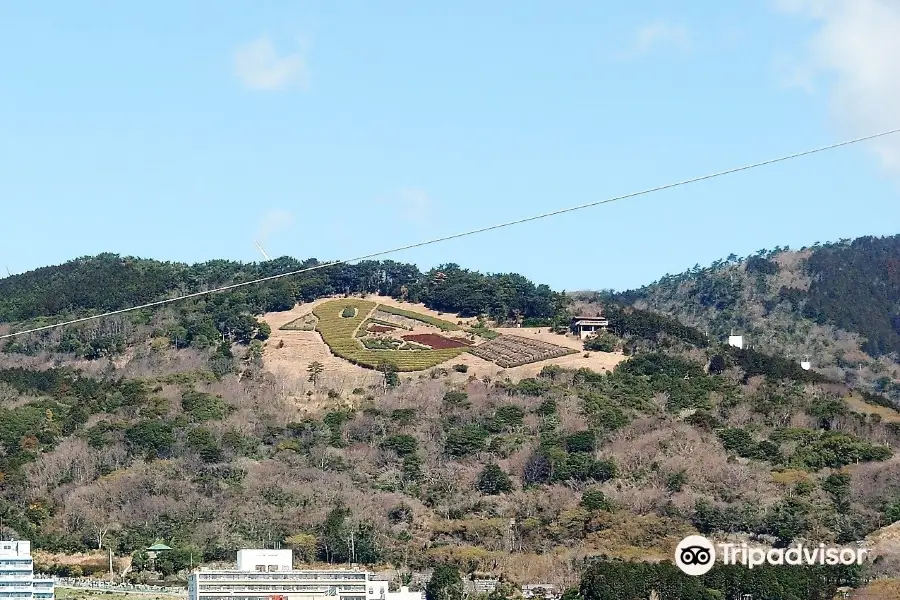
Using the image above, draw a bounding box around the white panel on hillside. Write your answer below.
[728,335,743,349]
[801,361,811,371]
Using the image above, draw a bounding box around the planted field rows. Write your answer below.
[376,305,461,331]
[312,299,464,371]
[468,334,578,368]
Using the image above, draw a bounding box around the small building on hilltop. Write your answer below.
[570,315,609,340]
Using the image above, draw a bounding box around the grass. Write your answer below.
[376,305,461,331]
[467,326,500,340]
[312,299,464,371]
[56,589,184,600]
[847,393,900,423]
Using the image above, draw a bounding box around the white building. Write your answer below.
[571,316,609,340]
[0,541,54,600]
[188,549,423,600]
[727,335,744,350]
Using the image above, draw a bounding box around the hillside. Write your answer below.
[604,235,900,405]
[0,244,899,596]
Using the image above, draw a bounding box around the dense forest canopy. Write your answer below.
[0,254,564,324]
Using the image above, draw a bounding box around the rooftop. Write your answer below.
[146,543,173,551]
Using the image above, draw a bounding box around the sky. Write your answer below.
[1,1,899,292]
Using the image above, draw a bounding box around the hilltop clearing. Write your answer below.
[262,295,625,385]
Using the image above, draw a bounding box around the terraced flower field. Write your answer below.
[401,333,472,349]
[312,299,465,371]
[468,334,578,368]
[375,305,460,331]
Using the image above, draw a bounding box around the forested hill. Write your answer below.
[0,254,566,357]
[605,234,900,401]
[0,254,564,323]
[3,245,900,594]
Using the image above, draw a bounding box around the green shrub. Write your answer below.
[443,390,469,406]
[186,427,222,462]
[391,408,417,425]
[666,470,687,492]
[382,434,418,456]
[487,405,525,432]
[124,420,175,458]
[476,464,513,495]
[581,489,612,511]
[445,425,488,457]
[584,332,619,352]
[181,390,228,422]
[565,430,596,453]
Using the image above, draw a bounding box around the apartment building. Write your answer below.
[188,550,422,600]
[0,541,54,600]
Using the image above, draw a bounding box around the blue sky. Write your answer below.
[2,1,899,291]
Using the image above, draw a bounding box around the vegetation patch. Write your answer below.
[312,299,464,371]
[467,325,500,339]
[376,305,461,331]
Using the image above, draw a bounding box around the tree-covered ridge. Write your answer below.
[601,234,900,407]
[613,234,900,357]
[0,255,567,360]
[0,255,565,325]
[801,235,900,356]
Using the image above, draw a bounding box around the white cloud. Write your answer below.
[631,22,692,56]
[775,0,900,174]
[234,36,308,91]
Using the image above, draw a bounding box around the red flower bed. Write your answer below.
[401,333,471,349]
[368,324,395,333]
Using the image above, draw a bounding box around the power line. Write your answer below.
[2,126,899,341]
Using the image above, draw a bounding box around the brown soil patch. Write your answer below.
[401,333,472,349]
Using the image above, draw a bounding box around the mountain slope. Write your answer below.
[2,241,900,589]
[608,235,900,403]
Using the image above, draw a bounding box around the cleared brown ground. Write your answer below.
[261,297,627,387]
[853,580,900,599]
